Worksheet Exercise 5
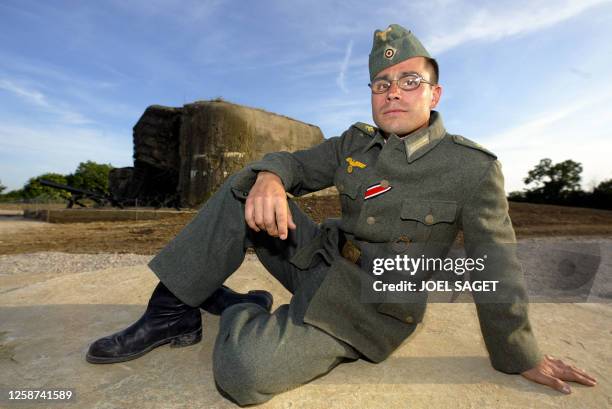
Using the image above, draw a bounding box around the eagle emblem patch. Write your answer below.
[345,157,367,173]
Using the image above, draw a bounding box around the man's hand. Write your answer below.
[521,354,597,394]
[245,171,296,240]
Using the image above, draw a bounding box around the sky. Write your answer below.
[1,0,611,193]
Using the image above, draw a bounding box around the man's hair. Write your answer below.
[425,57,439,85]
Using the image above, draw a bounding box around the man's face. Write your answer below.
[371,56,442,137]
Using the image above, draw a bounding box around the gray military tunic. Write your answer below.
[149,111,542,405]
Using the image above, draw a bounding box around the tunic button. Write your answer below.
[338,184,344,192]
[380,179,390,188]
[425,214,434,225]
[366,216,376,225]
[404,316,414,324]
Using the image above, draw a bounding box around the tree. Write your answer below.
[507,190,526,201]
[594,179,612,194]
[0,179,5,194]
[0,188,24,202]
[592,178,612,209]
[23,173,71,200]
[523,158,583,202]
[67,161,113,194]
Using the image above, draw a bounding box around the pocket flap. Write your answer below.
[377,302,426,324]
[400,199,457,224]
[376,289,428,324]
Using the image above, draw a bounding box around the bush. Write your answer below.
[67,161,113,194]
[23,173,71,200]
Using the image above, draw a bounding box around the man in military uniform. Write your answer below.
[87,24,597,405]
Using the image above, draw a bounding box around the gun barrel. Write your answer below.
[39,179,105,198]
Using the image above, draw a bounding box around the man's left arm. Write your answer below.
[461,160,597,394]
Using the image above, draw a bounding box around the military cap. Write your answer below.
[369,24,434,81]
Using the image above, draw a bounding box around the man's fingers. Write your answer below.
[253,197,266,231]
[287,204,297,230]
[551,357,597,386]
[562,366,597,386]
[278,202,297,240]
[263,197,279,236]
[571,366,598,384]
[275,199,289,240]
[542,373,572,394]
[562,370,597,386]
[246,171,290,237]
[244,199,260,232]
[523,355,597,394]
[523,369,571,394]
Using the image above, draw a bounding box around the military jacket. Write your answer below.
[231,111,542,373]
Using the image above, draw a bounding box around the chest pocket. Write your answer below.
[397,199,458,245]
[336,179,360,199]
[335,172,363,227]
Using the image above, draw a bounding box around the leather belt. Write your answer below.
[341,239,362,266]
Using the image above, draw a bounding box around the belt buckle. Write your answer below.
[341,240,362,266]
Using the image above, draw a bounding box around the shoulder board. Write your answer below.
[451,134,497,159]
[351,122,377,137]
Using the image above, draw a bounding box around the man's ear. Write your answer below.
[430,85,442,109]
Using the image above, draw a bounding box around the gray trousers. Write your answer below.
[148,176,359,406]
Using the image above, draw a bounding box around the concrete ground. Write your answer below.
[1,250,610,409]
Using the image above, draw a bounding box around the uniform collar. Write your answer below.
[361,111,446,162]
[402,111,446,163]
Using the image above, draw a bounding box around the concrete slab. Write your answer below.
[0,254,610,408]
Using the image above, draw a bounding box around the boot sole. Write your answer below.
[85,326,202,364]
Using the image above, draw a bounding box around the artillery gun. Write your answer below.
[39,179,124,209]
[39,179,181,209]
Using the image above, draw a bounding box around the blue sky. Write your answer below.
[1,0,611,193]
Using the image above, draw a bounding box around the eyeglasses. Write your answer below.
[368,73,433,94]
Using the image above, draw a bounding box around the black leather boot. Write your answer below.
[200,285,273,315]
[86,282,202,364]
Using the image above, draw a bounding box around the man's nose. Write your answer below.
[386,81,401,100]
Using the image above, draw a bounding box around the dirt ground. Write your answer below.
[0,198,611,255]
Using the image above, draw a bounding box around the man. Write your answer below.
[87,24,597,405]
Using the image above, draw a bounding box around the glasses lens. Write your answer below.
[398,75,421,90]
[371,79,390,93]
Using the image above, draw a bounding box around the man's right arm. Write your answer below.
[247,135,345,195]
[233,135,345,239]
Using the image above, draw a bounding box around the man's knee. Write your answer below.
[213,341,274,406]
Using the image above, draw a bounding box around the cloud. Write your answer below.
[0,58,138,120]
[0,79,48,107]
[0,54,124,92]
[424,0,611,54]
[336,40,354,93]
[0,77,94,125]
